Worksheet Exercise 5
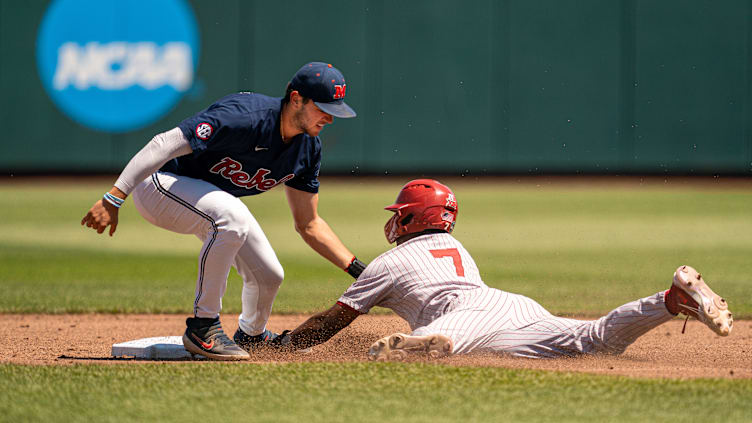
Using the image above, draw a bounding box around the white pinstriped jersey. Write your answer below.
[338,232,675,358]
[338,233,487,330]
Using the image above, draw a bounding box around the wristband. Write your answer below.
[106,192,124,204]
[103,192,124,208]
[345,257,367,279]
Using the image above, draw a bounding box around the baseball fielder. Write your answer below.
[81,62,367,360]
[270,179,733,360]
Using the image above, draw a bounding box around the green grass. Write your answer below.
[1,178,750,316]
[1,362,750,423]
[1,178,751,422]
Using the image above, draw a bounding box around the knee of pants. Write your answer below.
[260,262,284,289]
[237,252,285,289]
[215,206,254,245]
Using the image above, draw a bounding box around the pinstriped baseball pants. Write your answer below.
[411,288,673,358]
[132,172,284,336]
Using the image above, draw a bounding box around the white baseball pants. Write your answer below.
[132,171,283,336]
[412,288,673,358]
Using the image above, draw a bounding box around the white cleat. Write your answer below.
[367,333,453,361]
[671,265,733,336]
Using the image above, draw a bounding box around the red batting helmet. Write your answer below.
[384,179,458,244]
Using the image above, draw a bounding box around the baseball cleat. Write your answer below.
[182,317,250,360]
[669,265,733,336]
[367,333,453,361]
[233,327,279,352]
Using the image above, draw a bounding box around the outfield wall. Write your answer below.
[1,0,750,175]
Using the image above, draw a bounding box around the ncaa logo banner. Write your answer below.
[36,0,200,133]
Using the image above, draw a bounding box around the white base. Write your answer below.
[112,336,202,360]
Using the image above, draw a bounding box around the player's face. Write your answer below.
[294,100,334,137]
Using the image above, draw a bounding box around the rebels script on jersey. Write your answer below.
[165,93,321,197]
[338,233,488,329]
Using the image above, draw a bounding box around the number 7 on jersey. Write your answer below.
[430,248,465,277]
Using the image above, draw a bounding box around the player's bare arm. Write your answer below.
[80,128,192,237]
[284,185,358,270]
[276,302,360,350]
[81,186,126,236]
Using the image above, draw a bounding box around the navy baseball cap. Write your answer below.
[289,62,356,118]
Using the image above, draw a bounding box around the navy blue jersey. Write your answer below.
[163,92,321,197]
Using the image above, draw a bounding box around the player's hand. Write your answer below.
[81,199,120,236]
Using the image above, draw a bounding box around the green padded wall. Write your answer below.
[1,0,749,174]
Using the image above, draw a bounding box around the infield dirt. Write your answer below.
[2,313,749,379]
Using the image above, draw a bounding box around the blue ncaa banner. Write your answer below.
[36,0,200,133]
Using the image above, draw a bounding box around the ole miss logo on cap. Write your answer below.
[333,84,346,100]
[290,62,356,118]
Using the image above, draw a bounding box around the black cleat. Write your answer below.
[233,327,279,352]
[182,317,250,360]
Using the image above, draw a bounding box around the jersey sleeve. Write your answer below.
[337,259,393,314]
[177,96,249,154]
[284,136,321,193]
[114,128,192,195]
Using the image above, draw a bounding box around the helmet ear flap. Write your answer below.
[384,212,400,244]
[384,210,418,244]
[399,213,413,227]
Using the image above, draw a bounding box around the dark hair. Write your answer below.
[282,83,311,105]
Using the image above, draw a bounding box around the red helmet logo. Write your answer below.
[384,179,458,244]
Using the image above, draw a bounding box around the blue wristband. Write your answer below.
[103,192,124,208]
[104,192,124,205]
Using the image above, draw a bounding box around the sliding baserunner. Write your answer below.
[269,179,733,360]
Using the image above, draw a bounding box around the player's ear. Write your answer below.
[289,90,303,107]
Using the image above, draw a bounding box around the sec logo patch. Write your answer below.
[195,122,213,140]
